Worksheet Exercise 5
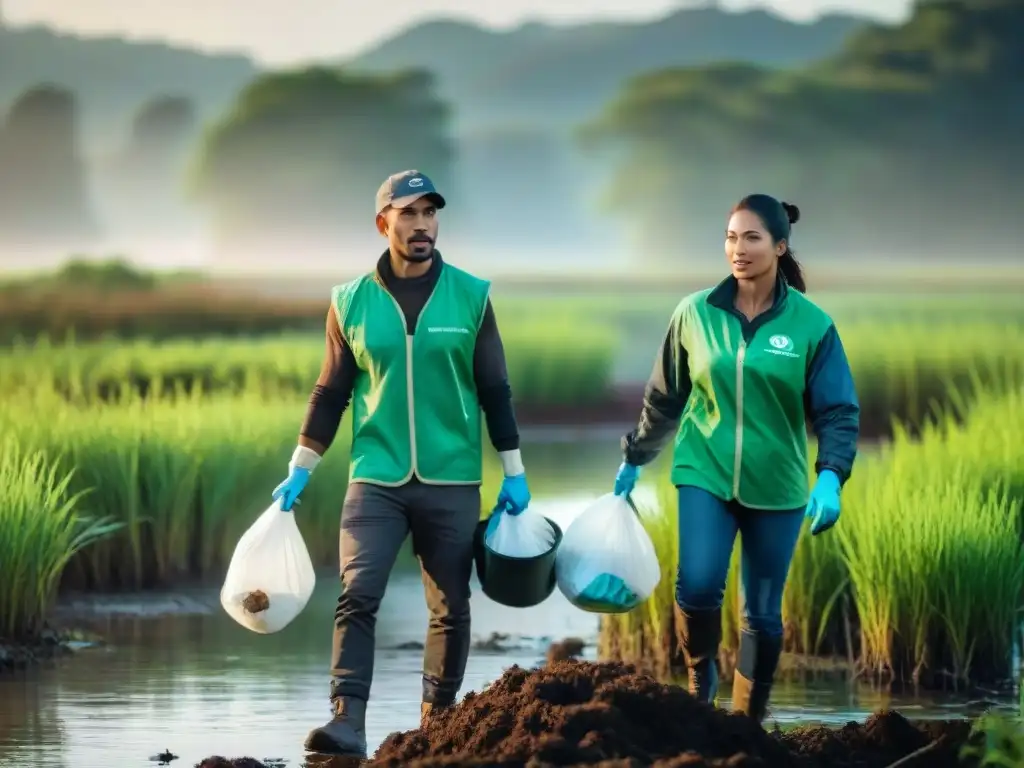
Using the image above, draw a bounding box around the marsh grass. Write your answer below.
[0,386,509,603]
[600,384,1024,688]
[3,320,1022,435]
[0,320,619,408]
[0,390,354,592]
[0,440,121,639]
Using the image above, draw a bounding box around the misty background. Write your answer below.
[0,0,1020,276]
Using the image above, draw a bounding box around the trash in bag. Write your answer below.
[484,502,557,559]
[473,502,563,608]
[556,492,661,613]
[220,498,317,634]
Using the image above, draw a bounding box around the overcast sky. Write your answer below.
[5,0,910,65]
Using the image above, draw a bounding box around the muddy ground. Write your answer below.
[199,660,983,768]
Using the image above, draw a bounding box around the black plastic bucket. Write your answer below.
[473,514,563,608]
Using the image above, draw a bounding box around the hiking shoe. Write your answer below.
[304,696,367,757]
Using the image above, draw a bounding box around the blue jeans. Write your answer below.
[675,485,805,638]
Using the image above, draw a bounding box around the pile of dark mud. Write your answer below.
[368,660,978,767]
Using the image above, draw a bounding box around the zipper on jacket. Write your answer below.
[379,282,440,479]
[732,341,746,499]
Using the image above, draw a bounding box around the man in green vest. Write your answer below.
[272,170,532,758]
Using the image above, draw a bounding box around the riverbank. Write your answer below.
[0,589,222,676]
[0,627,103,672]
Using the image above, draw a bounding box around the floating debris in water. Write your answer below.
[149,747,178,764]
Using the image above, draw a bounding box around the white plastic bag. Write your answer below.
[556,493,661,613]
[484,504,557,559]
[220,499,317,634]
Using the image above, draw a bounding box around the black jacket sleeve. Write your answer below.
[621,314,692,466]
[804,323,860,483]
[473,299,520,452]
[299,306,357,451]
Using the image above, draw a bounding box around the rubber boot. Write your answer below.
[674,603,721,703]
[732,629,782,724]
[303,696,368,757]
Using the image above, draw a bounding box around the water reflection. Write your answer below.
[0,434,1014,767]
[0,571,600,768]
[3,567,1015,768]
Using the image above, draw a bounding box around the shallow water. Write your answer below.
[1,569,1014,768]
[0,435,1015,767]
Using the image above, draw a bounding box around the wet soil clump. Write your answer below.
[369,660,979,767]
[241,590,270,614]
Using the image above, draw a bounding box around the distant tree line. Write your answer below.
[0,85,97,247]
[579,0,1024,262]
[1,0,1021,264]
[0,86,201,251]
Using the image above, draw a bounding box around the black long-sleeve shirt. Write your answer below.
[299,251,520,453]
[621,318,692,467]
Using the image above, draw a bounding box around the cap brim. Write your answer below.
[389,192,446,210]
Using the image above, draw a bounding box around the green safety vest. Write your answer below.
[670,278,834,509]
[333,263,490,486]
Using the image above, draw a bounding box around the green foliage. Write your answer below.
[190,67,454,244]
[53,258,159,292]
[0,257,168,295]
[582,0,1024,263]
[348,9,865,128]
[961,713,1024,766]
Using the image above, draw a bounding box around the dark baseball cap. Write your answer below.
[375,170,446,216]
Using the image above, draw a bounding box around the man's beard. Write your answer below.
[401,238,435,263]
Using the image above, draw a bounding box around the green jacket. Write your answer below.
[623,275,860,510]
[333,262,491,486]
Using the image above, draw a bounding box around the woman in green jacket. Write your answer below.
[614,194,860,722]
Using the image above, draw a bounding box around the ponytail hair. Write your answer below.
[731,195,807,293]
[778,250,806,293]
[778,202,805,293]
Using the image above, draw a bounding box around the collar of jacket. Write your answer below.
[374,249,443,286]
[707,270,789,314]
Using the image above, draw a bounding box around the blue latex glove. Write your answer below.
[805,469,841,535]
[497,474,531,516]
[272,467,310,512]
[614,462,640,497]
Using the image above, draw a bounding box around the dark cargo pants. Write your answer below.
[329,479,481,706]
